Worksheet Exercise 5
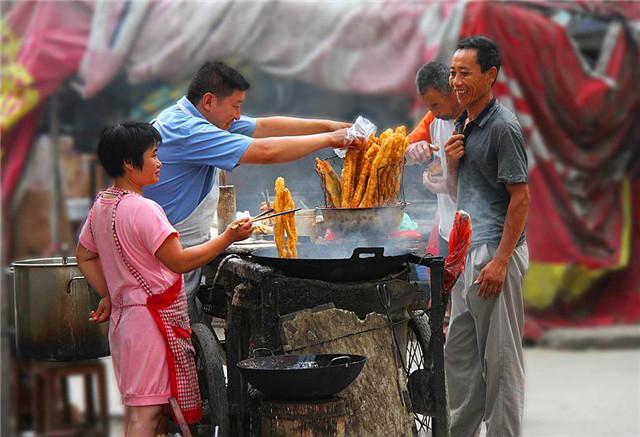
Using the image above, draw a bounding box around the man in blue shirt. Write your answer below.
[145,61,354,320]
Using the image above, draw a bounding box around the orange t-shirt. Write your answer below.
[408,111,435,144]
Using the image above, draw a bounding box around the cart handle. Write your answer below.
[249,347,275,358]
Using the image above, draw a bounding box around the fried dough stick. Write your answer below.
[360,130,394,207]
[274,177,297,258]
[274,178,286,257]
[380,128,406,204]
[341,149,360,207]
[284,193,297,258]
[315,158,342,207]
[387,130,409,204]
[350,144,380,207]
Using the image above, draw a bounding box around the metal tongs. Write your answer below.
[229,207,301,230]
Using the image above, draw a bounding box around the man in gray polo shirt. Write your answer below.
[444,36,530,437]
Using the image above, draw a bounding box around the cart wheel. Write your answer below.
[191,322,229,436]
[406,310,450,437]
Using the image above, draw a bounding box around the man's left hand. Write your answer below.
[475,257,508,297]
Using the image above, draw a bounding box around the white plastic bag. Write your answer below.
[334,116,377,158]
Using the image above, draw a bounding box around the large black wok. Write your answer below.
[236,353,367,400]
[250,245,428,282]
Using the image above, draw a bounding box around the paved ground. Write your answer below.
[519,347,640,437]
[104,346,640,437]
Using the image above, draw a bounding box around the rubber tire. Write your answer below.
[407,310,450,437]
[191,322,229,436]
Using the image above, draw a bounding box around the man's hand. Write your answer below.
[89,295,111,323]
[444,133,465,165]
[406,141,438,165]
[475,257,508,297]
[333,128,365,150]
[422,170,447,194]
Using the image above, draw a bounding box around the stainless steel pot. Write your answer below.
[316,203,406,236]
[11,257,110,361]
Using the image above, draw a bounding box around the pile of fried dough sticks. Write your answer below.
[316,126,409,208]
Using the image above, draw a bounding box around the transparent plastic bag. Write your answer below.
[334,115,377,158]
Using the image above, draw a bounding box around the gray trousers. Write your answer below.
[445,243,529,437]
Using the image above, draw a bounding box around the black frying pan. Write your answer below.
[236,353,367,400]
[250,245,429,282]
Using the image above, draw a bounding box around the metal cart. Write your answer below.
[191,246,450,437]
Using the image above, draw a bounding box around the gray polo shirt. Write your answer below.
[454,98,528,249]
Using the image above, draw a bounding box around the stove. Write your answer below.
[200,241,447,436]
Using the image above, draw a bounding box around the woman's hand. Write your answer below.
[224,218,254,242]
[89,295,111,323]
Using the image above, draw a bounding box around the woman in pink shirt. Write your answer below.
[76,122,252,436]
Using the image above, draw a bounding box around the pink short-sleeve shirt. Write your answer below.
[79,193,182,406]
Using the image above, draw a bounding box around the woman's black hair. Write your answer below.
[97,122,161,178]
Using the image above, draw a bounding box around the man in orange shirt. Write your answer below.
[406,62,464,256]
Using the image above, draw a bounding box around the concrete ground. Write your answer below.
[97,321,640,437]
[104,347,640,437]
[519,347,640,437]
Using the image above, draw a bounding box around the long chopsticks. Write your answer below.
[230,208,301,230]
[254,207,301,222]
[253,208,274,220]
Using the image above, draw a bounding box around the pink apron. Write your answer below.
[94,187,202,423]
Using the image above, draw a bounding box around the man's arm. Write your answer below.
[476,183,530,297]
[254,117,350,138]
[405,112,434,165]
[239,129,349,164]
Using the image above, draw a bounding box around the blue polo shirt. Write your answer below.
[145,96,256,224]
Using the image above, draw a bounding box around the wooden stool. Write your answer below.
[260,397,346,437]
[31,359,109,436]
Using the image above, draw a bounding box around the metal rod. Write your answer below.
[168,397,193,437]
[49,92,61,252]
[263,189,271,207]
[428,256,448,428]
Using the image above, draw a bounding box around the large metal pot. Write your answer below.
[316,204,405,236]
[11,257,110,361]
